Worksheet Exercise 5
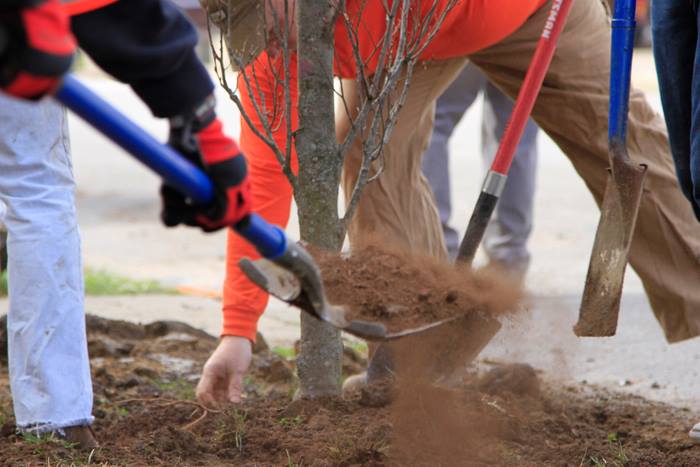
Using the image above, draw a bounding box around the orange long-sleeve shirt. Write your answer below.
[224,0,547,341]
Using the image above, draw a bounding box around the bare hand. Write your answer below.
[196,336,252,406]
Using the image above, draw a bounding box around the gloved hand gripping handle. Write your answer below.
[53,75,287,259]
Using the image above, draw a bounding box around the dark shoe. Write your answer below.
[342,344,395,397]
[59,425,99,449]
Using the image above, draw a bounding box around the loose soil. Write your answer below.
[312,243,523,333]
[0,315,698,466]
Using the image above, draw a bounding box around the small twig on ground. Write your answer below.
[180,408,213,431]
[115,397,222,431]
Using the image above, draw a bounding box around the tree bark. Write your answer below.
[294,0,343,398]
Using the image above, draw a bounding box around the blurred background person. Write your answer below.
[422,63,539,281]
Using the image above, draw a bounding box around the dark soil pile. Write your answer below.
[313,243,523,333]
[1,316,699,466]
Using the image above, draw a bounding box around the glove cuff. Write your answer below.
[168,94,217,155]
[169,94,216,132]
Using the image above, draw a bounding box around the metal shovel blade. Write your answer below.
[239,257,389,340]
[574,153,646,337]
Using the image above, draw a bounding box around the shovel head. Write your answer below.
[574,151,647,337]
[239,257,390,340]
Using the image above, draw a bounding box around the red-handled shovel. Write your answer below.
[458,0,575,265]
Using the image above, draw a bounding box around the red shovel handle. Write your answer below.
[457,0,575,265]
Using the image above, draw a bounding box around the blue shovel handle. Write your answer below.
[53,75,287,259]
[609,0,636,147]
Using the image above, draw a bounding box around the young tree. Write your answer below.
[202,0,455,398]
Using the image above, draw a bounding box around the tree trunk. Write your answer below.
[294,0,343,398]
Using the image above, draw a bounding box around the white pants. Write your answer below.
[0,95,93,432]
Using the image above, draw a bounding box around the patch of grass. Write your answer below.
[24,442,99,466]
[587,436,630,467]
[0,268,175,297]
[21,432,77,450]
[328,435,389,466]
[272,346,296,359]
[103,403,131,419]
[343,340,368,356]
[84,268,175,295]
[232,409,247,451]
[286,449,305,467]
[607,433,629,466]
[151,379,196,400]
[278,415,303,428]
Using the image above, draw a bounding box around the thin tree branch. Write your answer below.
[340,0,456,233]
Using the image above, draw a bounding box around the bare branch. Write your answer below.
[205,6,298,191]
[238,60,299,189]
[340,0,457,233]
[206,0,459,236]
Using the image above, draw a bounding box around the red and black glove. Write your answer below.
[0,0,76,99]
[162,98,252,232]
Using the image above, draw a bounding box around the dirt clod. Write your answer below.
[478,363,541,398]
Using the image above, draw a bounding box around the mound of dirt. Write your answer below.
[312,243,524,333]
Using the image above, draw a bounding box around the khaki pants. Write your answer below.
[339,0,700,342]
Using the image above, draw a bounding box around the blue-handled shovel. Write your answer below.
[574,0,647,336]
[52,75,387,340]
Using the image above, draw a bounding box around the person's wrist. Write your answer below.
[220,334,253,346]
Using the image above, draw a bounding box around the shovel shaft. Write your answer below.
[458,0,574,265]
[53,75,287,259]
[457,173,503,264]
[609,0,636,148]
[55,75,215,205]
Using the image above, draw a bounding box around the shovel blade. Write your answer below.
[239,257,388,339]
[575,155,646,337]
[239,257,302,302]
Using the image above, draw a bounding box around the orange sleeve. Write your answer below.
[334,0,548,77]
[222,52,299,341]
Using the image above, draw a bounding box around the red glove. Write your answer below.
[162,116,253,232]
[0,0,76,99]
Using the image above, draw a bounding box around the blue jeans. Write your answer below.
[652,0,700,221]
